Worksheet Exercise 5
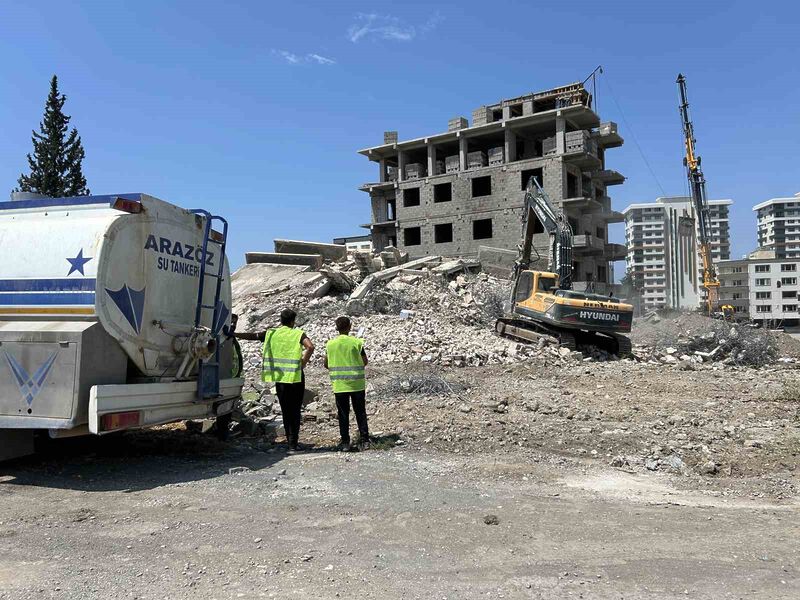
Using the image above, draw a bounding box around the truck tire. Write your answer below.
[231,337,243,378]
[215,413,232,441]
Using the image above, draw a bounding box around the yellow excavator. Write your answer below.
[495,177,634,356]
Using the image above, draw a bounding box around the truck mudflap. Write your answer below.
[548,302,633,333]
[88,378,243,434]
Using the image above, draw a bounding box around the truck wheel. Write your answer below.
[231,337,243,378]
[215,413,232,441]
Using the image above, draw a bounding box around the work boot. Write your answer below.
[357,437,371,451]
[337,440,352,452]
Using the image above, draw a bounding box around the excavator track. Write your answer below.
[495,317,631,357]
[612,333,633,358]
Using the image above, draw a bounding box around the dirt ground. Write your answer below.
[1,361,799,599]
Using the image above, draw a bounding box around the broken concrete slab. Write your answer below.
[306,275,331,298]
[319,267,356,293]
[478,246,516,278]
[246,252,323,270]
[380,246,408,269]
[432,259,481,276]
[274,239,347,262]
[349,256,442,300]
[231,263,312,297]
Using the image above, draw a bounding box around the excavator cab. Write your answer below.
[513,271,558,303]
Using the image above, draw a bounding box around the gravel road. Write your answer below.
[1,427,797,599]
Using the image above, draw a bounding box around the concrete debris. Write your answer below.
[274,239,348,262]
[349,255,443,300]
[632,315,781,367]
[381,374,467,397]
[245,252,323,270]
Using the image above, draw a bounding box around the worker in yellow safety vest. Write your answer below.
[236,308,315,451]
[324,316,369,451]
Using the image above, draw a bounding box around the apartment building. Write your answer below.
[718,248,800,326]
[623,196,732,310]
[754,192,800,258]
[333,234,373,254]
[358,81,627,293]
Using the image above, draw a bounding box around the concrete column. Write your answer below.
[522,100,533,116]
[504,128,516,163]
[427,142,435,176]
[502,106,511,120]
[379,158,386,183]
[459,136,467,171]
[398,151,406,182]
[556,114,566,154]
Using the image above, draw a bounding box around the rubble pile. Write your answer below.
[234,271,551,382]
[631,312,787,367]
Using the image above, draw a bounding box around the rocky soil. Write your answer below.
[230,265,800,501]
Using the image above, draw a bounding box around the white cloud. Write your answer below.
[276,50,301,64]
[273,49,336,66]
[307,53,336,65]
[346,13,424,43]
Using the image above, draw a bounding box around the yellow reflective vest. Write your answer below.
[326,335,366,393]
[261,326,304,384]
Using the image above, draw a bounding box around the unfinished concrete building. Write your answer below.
[358,81,627,292]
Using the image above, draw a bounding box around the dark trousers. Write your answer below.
[276,378,304,447]
[335,390,368,443]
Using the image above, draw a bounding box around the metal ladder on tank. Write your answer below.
[190,209,229,402]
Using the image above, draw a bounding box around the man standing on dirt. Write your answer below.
[324,316,369,452]
[236,308,314,452]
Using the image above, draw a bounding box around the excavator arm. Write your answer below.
[513,177,573,289]
[677,73,720,313]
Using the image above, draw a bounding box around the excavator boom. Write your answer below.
[513,177,573,290]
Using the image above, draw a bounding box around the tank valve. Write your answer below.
[174,327,216,380]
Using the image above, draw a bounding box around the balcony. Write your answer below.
[563,131,601,168]
[604,243,627,261]
[562,196,593,209]
[573,234,604,255]
[359,181,396,192]
[593,121,624,148]
[593,169,625,186]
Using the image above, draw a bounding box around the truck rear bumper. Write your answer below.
[89,378,244,434]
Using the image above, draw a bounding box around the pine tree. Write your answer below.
[15,75,90,197]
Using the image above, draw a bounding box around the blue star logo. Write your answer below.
[66,249,92,276]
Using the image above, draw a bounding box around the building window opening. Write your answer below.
[472,176,492,197]
[473,219,493,240]
[403,187,420,207]
[520,168,543,191]
[434,223,453,244]
[404,227,421,246]
[566,172,578,198]
[434,182,452,203]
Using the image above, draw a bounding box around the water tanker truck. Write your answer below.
[0,193,244,460]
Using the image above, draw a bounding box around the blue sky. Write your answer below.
[0,1,798,270]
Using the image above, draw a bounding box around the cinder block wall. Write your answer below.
[392,157,565,258]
